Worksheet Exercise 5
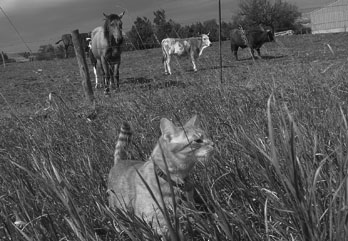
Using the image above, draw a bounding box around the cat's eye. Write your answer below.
[195,139,203,144]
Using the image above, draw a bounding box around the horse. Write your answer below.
[90,11,125,94]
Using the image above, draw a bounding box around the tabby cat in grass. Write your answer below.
[107,115,214,235]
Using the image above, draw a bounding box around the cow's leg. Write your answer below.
[250,49,257,59]
[232,46,239,60]
[101,57,110,94]
[65,46,69,58]
[256,48,262,59]
[191,53,197,72]
[163,55,169,75]
[166,56,172,75]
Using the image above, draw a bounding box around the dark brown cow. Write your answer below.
[230,27,275,60]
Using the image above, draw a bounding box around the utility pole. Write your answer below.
[218,0,223,84]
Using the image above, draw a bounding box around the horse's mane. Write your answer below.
[103,17,110,40]
[103,14,123,46]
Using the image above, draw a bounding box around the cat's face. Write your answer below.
[160,115,214,163]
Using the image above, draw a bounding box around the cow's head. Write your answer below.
[201,33,212,47]
[85,37,92,51]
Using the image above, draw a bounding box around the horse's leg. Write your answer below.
[100,63,106,88]
[113,63,120,90]
[93,66,98,88]
[101,57,110,94]
[96,60,103,88]
[109,65,115,90]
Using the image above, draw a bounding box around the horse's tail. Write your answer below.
[55,39,62,44]
[114,122,132,166]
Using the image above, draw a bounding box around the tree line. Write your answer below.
[123,9,233,51]
[124,0,306,51]
[3,0,305,61]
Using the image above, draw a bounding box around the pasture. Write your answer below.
[1,32,348,240]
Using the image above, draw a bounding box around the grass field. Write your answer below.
[1,32,348,240]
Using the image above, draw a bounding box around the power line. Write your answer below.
[0,5,32,53]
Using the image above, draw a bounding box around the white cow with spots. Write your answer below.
[161,34,212,75]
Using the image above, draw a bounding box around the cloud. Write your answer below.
[0,0,334,53]
[1,0,73,13]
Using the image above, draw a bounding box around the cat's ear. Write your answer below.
[184,115,199,127]
[119,11,125,19]
[160,118,177,141]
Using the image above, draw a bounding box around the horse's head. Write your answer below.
[103,11,125,45]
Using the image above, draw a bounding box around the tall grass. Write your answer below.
[1,35,348,240]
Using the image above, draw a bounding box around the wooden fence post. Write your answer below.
[71,29,95,107]
[218,0,223,84]
[1,51,5,68]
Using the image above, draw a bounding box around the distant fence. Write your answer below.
[275,30,294,37]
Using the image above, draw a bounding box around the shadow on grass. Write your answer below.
[237,55,287,61]
[200,65,236,71]
[122,76,188,91]
[125,77,153,85]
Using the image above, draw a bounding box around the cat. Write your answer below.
[107,115,214,235]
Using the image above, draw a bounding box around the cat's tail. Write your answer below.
[114,122,132,165]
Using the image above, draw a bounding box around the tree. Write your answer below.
[203,19,219,41]
[125,8,235,50]
[177,25,191,38]
[153,9,177,41]
[18,52,30,58]
[237,0,301,31]
[220,21,234,41]
[55,45,66,59]
[127,17,155,50]
[189,22,205,37]
[166,19,181,38]
[153,9,166,27]
[272,0,301,31]
[37,44,55,60]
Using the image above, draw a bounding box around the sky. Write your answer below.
[0,0,334,53]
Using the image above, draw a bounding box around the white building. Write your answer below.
[310,0,348,34]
